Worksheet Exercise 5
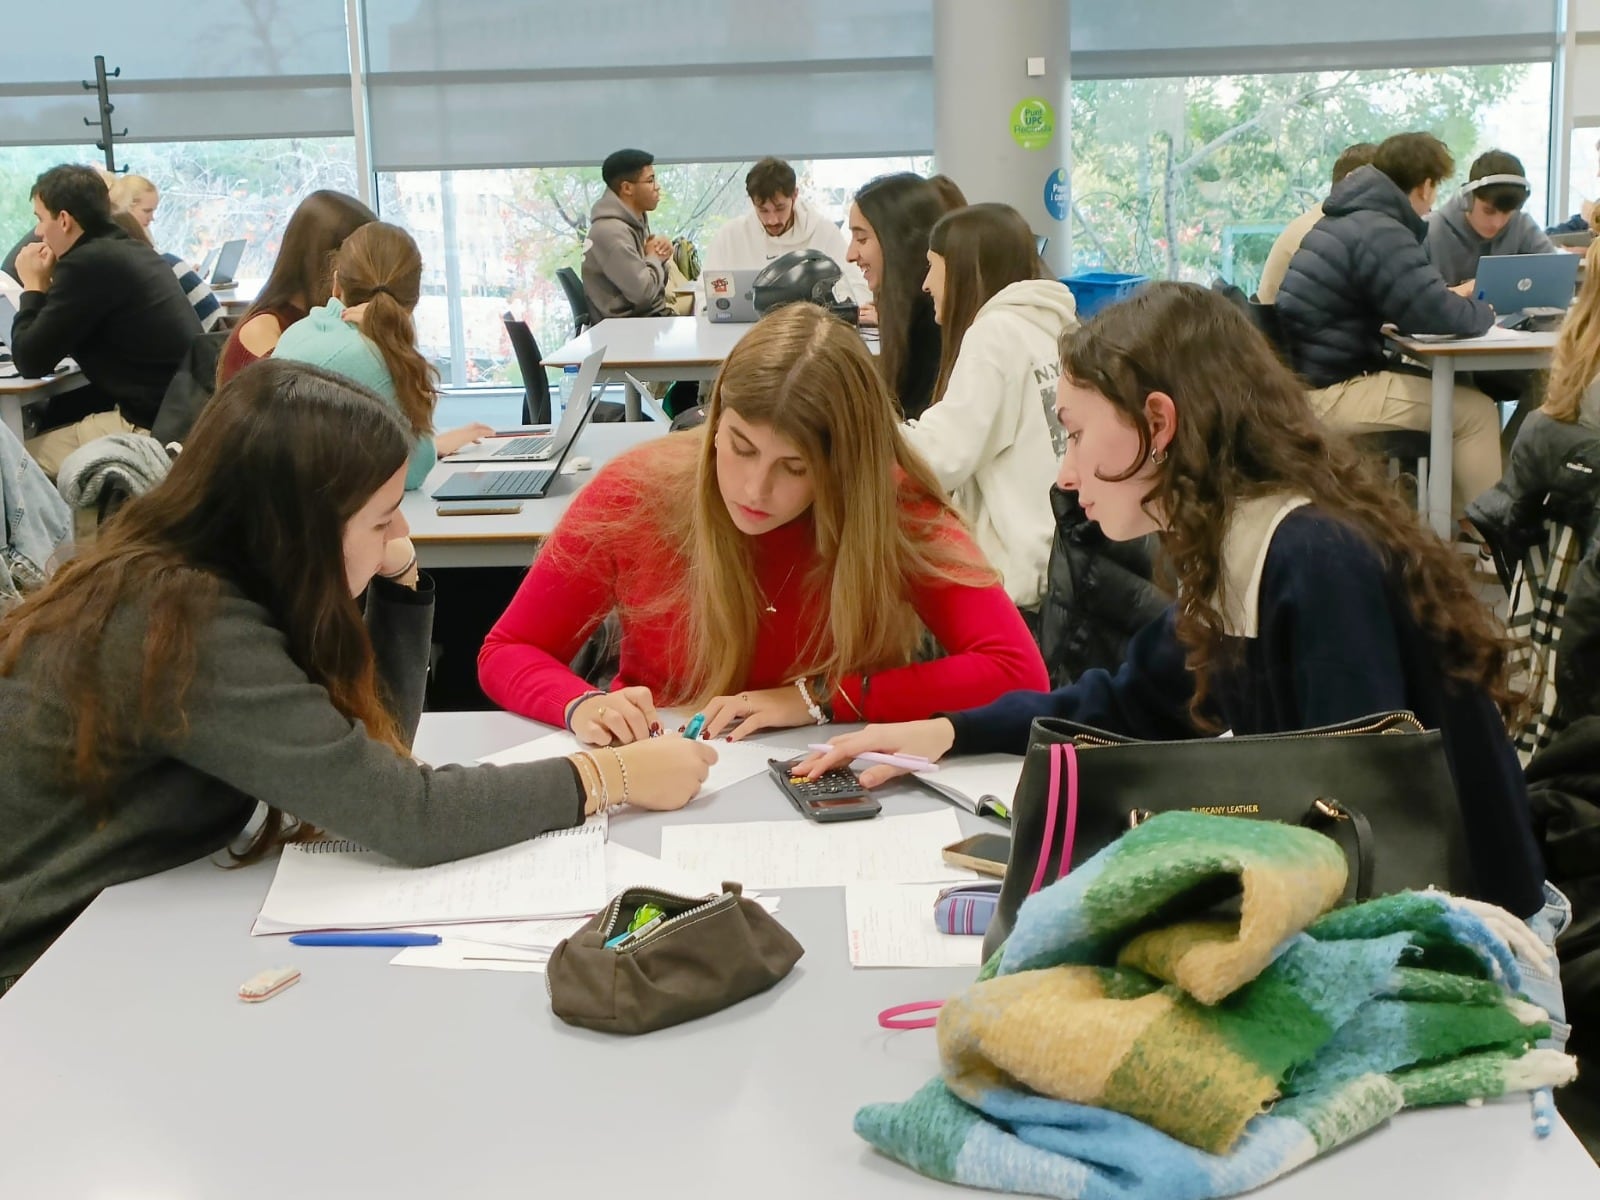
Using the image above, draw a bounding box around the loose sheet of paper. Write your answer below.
[479,709,809,801]
[845,883,985,969]
[390,941,549,973]
[659,809,974,890]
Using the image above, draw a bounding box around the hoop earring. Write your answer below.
[1151,447,1168,466]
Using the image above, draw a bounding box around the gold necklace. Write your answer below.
[757,562,800,614]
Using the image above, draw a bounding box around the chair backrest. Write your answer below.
[556,267,592,337]
[501,313,551,425]
[150,330,230,446]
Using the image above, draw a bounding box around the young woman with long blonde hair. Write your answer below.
[1542,236,1600,427]
[273,221,491,487]
[478,302,1048,745]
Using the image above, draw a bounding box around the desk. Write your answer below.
[0,709,1593,1200]
[403,421,666,568]
[214,277,264,319]
[545,315,751,419]
[1384,331,1558,536]
[0,366,88,441]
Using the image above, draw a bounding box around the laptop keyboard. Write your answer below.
[482,468,555,495]
[495,435,554,457]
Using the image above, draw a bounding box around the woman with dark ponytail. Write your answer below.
[274,222,492,488]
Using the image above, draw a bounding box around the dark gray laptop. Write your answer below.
[209,239,247,288]
[430,347,606,501]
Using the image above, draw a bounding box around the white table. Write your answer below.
[1385,331,1558,536]
[545,315,751,419]
[213,277,264,319]
[402,421,666,568]
[0,710,1593,1199]
[0,366,88,441]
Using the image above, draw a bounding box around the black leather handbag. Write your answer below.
[982,711,1473,957]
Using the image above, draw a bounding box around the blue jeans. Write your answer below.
[1523,881,1572,1052]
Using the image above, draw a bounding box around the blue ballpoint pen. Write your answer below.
[288,932,442,947]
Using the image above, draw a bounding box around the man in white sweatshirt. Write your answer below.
[704,157,871,307]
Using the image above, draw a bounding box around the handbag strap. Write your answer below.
[1304,798,1376,900]
[1028,742,1066,895]
[878,1000,943,1030]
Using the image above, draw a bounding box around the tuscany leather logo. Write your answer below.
[1189,804,1261,816]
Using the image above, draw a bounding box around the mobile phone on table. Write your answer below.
[941,833,1011,878]
[435,499,524,516]
[767,757,880,823]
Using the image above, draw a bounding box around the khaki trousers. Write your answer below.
[25,410,143,480]
[1307,371,1502,514]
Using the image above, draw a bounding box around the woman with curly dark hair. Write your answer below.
[803,281,1548,919]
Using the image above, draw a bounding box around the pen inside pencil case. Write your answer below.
[598,888,733,949]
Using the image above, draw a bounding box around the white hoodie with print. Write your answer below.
[902,278,1078,609]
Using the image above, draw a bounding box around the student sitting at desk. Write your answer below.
[803,282,1550,924]
[847,173,945,419]
[703,156,870,308]
[10,164,201,478]
[902,202,1078,615]
[216,189,376,387]
[273,222,491,489]
[583,148,679,320]
[1274,132,1502,514]
[1426,150,1558,286]
[478,302,1049,745]
[0,359,715,992]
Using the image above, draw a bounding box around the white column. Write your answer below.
[933,0,1073,276]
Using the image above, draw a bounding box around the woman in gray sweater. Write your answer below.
[0,359,714,990]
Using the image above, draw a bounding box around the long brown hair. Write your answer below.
[1060,282,1521,725]
[553,304,992,705]
[1543,237,1600,422]
[246,189,376,323]
[854,173,945,411]
[928,203,1045,406]
[0,359,411,858]
[334,221,438,436]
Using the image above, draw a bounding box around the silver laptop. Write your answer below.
[0,295,15,347]
[446,347,605,462]
[430,349,607,501]
[1475,252,1580,323]
[209,239,247,288]
[702,268,761,323]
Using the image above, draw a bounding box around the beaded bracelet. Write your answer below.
[605,746,631,806]
[795,677,827,725]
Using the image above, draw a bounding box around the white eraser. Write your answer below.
[239,965,301,1003]
[1027,57,1046,77]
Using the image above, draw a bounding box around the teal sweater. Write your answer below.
[272,297,437,489]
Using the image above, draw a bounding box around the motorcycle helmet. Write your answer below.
[751,249,844,314]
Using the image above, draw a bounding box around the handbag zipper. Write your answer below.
[1071,712,1422,749]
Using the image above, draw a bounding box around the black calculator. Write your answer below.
[767,757,882,823]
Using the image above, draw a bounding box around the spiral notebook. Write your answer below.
[250,822,607,935]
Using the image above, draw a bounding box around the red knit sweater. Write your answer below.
[478,460,1048,726]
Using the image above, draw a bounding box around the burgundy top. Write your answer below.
[215,301,309,386]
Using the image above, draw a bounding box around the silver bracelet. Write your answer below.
[378,552,418,581]
[795,677,826,725]
[605,746,631,806]
[574,749,608,812]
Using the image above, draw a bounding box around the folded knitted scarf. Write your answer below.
[855,812,1576,1199]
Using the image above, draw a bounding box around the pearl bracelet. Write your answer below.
[795,677,827,725]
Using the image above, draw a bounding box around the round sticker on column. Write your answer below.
[1043,169,1070,222]
[1010,97,1056,151]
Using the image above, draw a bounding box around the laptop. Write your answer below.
[1475,252,1580,324]
[209,239,247,288]
[0,295,15,347]
[430,348,606,501]
[446,347,606,462]
[1035,235,1049,255]
[702,268,761,323]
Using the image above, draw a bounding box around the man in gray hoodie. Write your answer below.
[581,148,675,319]
[1426,149,1558,286]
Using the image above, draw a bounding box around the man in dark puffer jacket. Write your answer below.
[1038,487,1169,687]
[1275,132,1502,512]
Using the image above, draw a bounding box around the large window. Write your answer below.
[1070,62,1553,293]
[0,137,359,279]
[377,155,931,388]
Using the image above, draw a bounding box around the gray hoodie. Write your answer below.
[581,189,672,319]
[1425,191,1556,286]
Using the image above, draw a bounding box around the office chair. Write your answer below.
[500,313,553,425]
[556,267,592,337]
